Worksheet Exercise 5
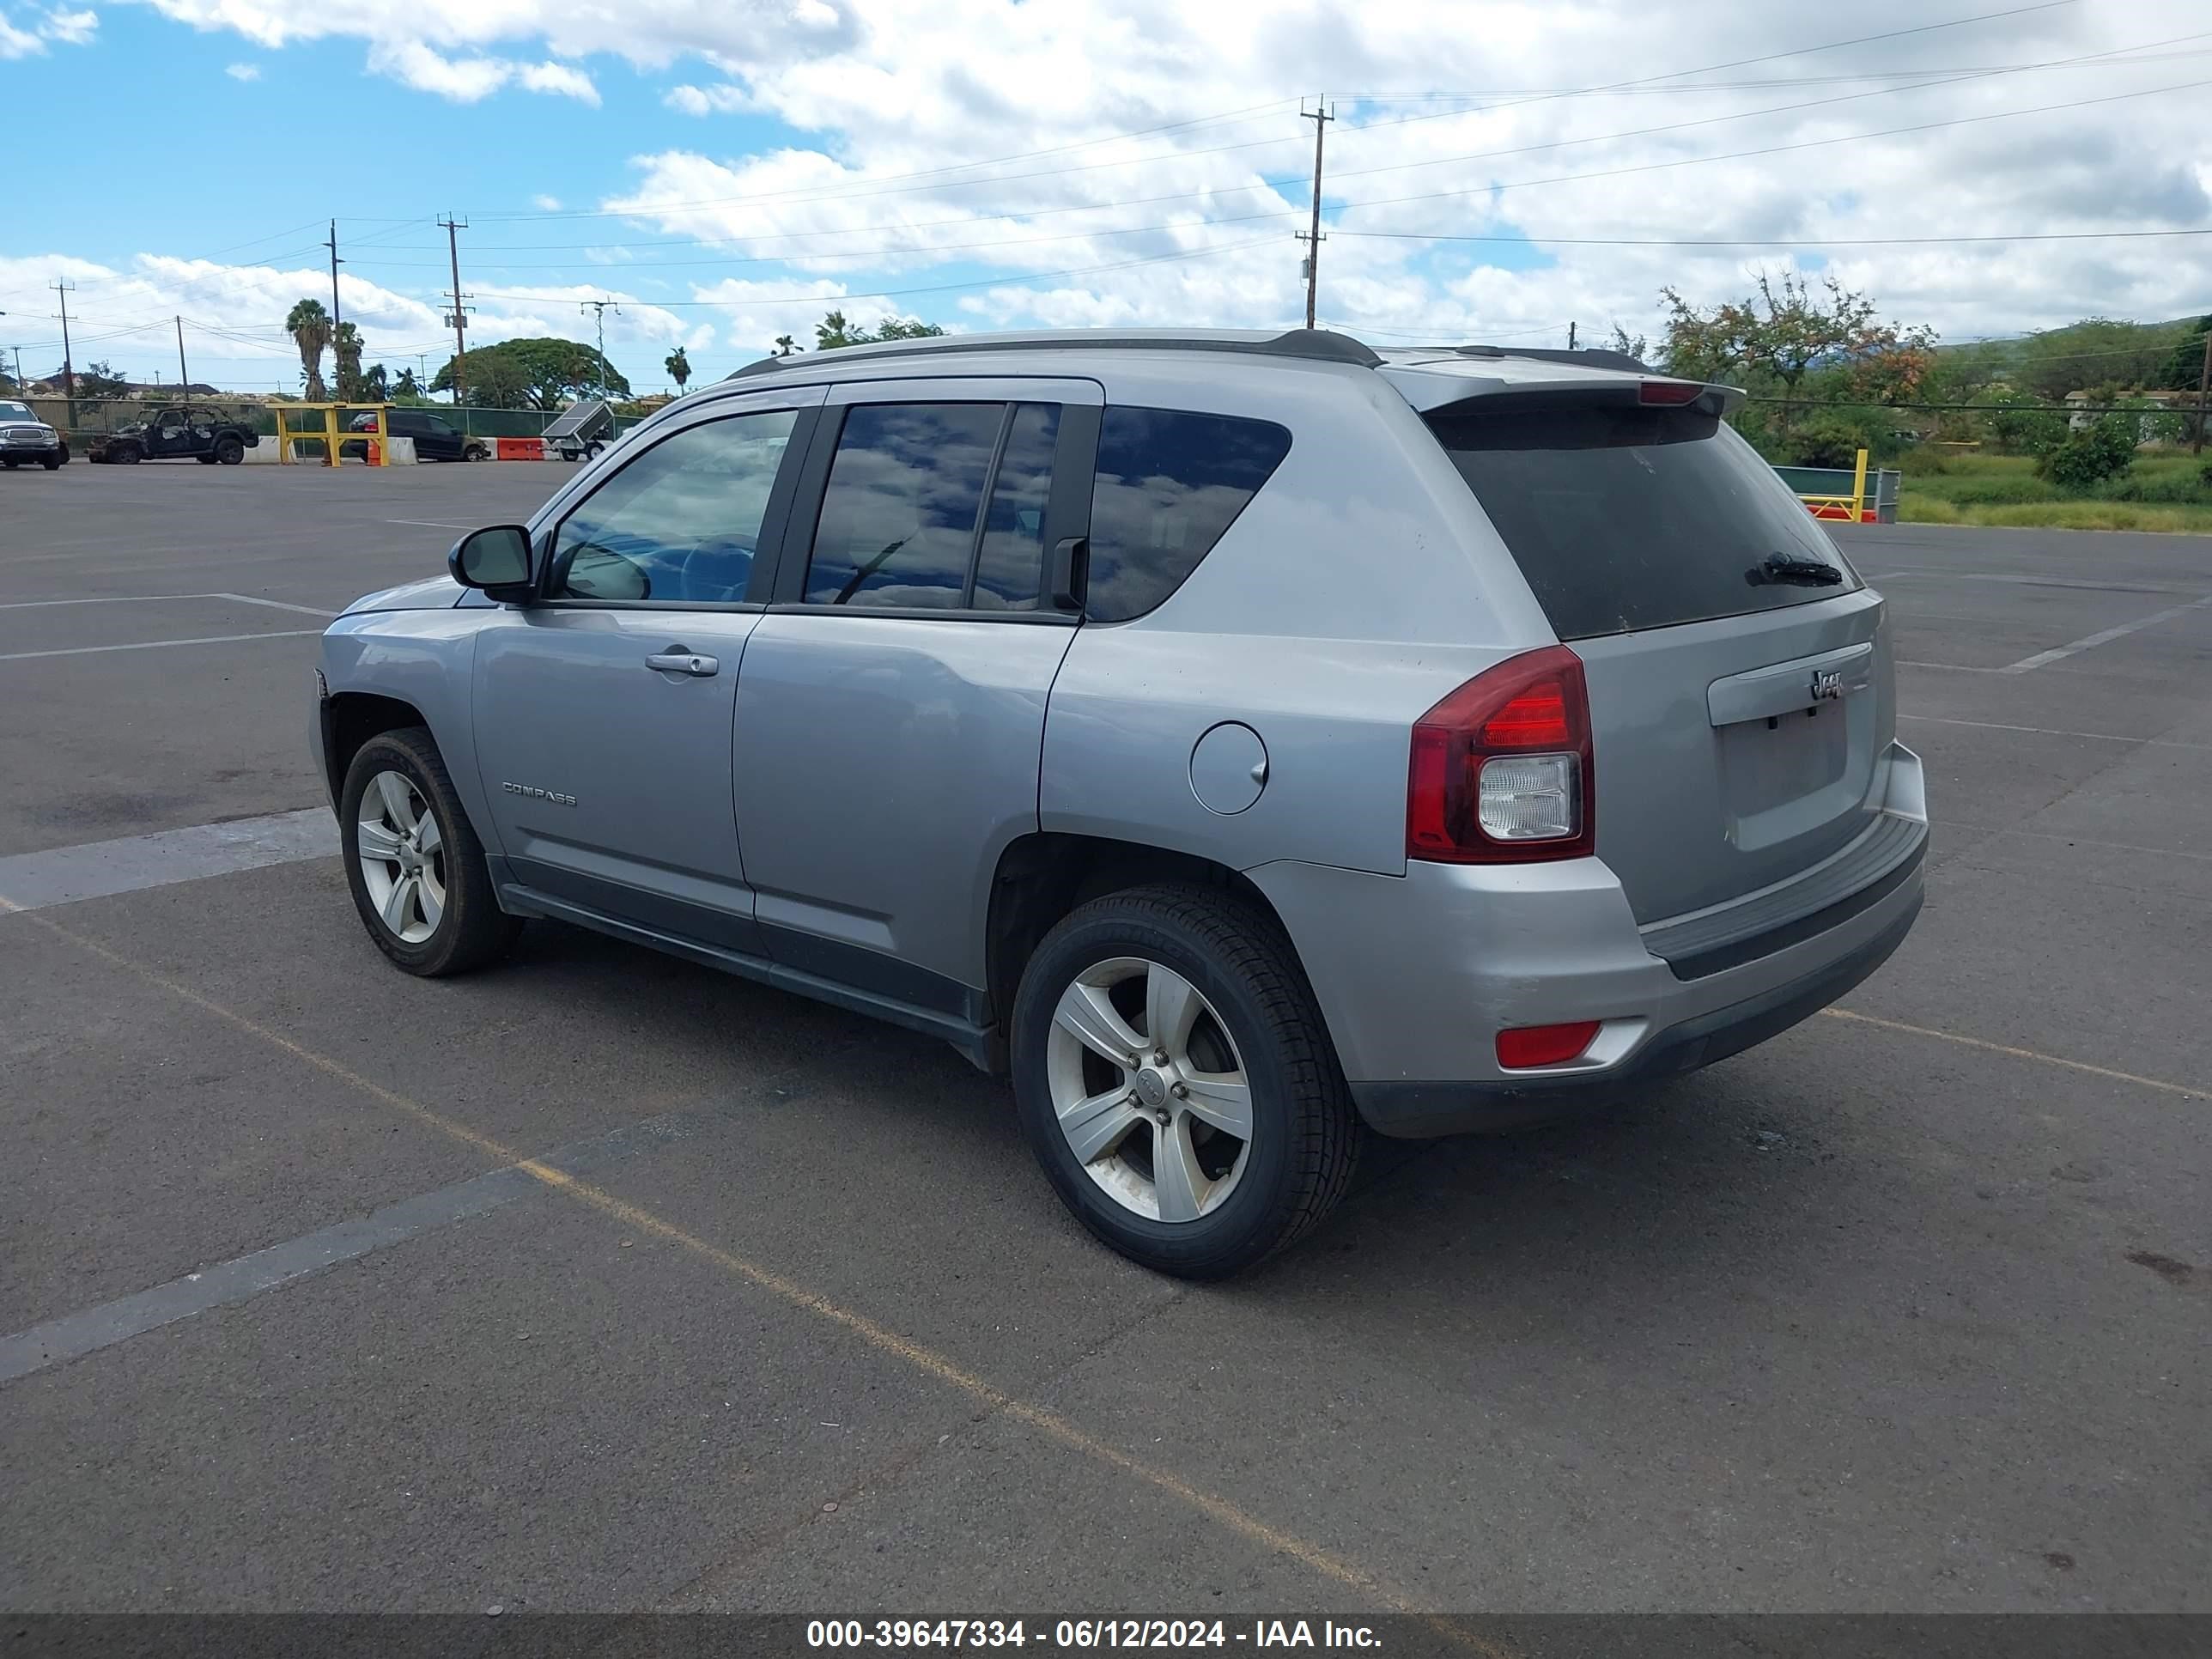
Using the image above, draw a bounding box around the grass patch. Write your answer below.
[1895,495,2212,532]
[1893,451,2212,530]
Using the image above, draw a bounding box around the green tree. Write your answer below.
[2040,413,2138,489]
[286,299,331,400]
[1658,271,1936,429]
[392,367,422,401]
[429,346,530,409]
[331,322,365,401]
[774,334,799,356]
[360,362,389,401]
[665,345,691,391]
[430,338,629,410]
[1985,388,2069,456]
[815,309,945,350]
[2013,317,2184,403]
[75,360,131,399]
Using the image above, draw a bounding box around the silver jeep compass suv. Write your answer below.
[311,328,1927,1278]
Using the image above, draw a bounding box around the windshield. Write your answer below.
[0,401,34,422]
[1428,398,1861,640]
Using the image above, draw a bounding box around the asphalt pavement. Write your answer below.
[1,459,2207,1627]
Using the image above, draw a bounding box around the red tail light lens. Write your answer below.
[1496,1021,1602,1069]
[1407,645,1595,864]
[1638,380,1703,405]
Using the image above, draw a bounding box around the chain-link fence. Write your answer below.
[18,398,645,442]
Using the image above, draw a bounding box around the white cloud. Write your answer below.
[518,59,599,104]
[40,6,94,43]
[55,0,2212,366]
[663,82,750,116]
[532,193,562,210]
[1,3,95,56]
[224,61,259,80]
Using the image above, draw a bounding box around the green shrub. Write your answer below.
[1988,398,2068,456]
[2201,458,2212,488]
[2039,416,2136,489]
[1780,411,1894,469]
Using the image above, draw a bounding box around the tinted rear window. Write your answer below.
[1428,403,1859,640]
[1086,407,1291,622]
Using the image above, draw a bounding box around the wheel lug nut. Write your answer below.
[1153,1049,1168,1065]
[1170,1082,1188,1098]
[1154,1109,1171,1126]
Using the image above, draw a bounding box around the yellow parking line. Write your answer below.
[1821,1007,2204,1100]
[5,902,1502,1651]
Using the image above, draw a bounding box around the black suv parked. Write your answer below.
[341,408,492,464]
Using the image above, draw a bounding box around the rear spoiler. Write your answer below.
[1412,378,1747,421]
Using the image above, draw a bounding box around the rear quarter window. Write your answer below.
[1085,407,1291,622]
[1428,402,1860,640]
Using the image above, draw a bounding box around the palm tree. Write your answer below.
[775,334,799,357]
[392,367,420,399]
[286,299,331,400]
[664,345,691,392]
[332,321,364,401]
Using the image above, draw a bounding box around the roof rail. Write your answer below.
[724,326,1383,381]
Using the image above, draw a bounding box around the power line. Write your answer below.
[460,0,2082,225]
[469,236,1274,307]
[288,26,2204,283]
[1331,74,2212,223]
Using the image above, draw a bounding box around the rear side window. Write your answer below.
[1429,403,1860,640]
[805,403,1003,608]
[1086,407,1291,622]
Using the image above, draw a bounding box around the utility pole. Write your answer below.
[581,299,619,399]
[175,316,189,391]
[323,220,345,397]
[439,215,470,408]
[2194,326,2210,457]
[52,278,76,417]
[1296,97,1334,331]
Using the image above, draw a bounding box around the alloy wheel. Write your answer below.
[356,769,447,944]
[1045,957,1253,1224]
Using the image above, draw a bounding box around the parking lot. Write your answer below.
[2,460,2208,1625]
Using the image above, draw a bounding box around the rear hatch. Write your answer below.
[1415,377,1893,925]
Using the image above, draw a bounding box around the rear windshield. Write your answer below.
[1428,402,1860,640]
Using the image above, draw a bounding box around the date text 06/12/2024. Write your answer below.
[805,1620,1383,1650]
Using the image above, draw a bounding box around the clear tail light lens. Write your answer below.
[1407,645,1594,864]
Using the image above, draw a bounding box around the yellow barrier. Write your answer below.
[270,402,392,467]
[1796,447,1870,523]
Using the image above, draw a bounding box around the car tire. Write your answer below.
[41,456,60,471]
[197,453,218,465]
[215,435,245,465]
[115,445,141,465]
[340,727,521,978]
[3,459,17,470]
[1010,883,1358,1279]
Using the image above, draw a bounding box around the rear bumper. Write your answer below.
[1347,893,1919,1136]
[1247,740,1928,1139]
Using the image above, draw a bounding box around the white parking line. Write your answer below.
[0,592,340,617]
[384,519,472,530]
[1898,713,2212,751]
[0,808,338,911]
[0,629,323,663]
[1997,593,2212,674]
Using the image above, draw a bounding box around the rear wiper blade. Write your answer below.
[1747,553,1844,587]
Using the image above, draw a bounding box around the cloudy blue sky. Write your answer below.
[3,0,2208,396]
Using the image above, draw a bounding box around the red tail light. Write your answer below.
[1407,645,1595,864]
[1638,380,1703,405]
[1497,1021,1602,1069]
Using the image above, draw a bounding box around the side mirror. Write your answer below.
[449,525,533,599]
